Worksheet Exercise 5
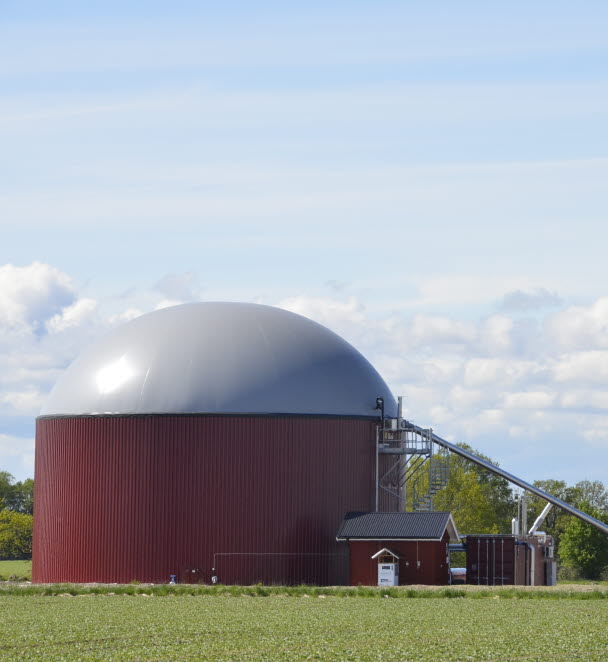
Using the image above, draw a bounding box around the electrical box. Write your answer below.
[545,561,557,586]
[378,562,399,586]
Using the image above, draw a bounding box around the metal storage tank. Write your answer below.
[33,302,397,585]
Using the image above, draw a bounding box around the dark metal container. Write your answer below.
[465,534,554,586]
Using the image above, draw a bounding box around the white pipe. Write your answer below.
[527,543,535,585]
[529,503,553,535]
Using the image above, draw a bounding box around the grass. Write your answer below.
[0,560,31,581]
[1,582,608,599]
[0,593,607,661]
[559,578,608,586]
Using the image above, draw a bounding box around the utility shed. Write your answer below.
[466,534,556,586]
[336,512,460,586]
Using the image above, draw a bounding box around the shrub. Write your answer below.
[558,565,583,582]
[0,508,33,560]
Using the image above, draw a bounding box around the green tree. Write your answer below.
[570,480,608,513]
[0,472,34,514]
[0,471,14,505]
[558,501,608,579]
[7,479,34,515]
[432,444,516,534]
[527,480,608,562]
[0,508,33,560]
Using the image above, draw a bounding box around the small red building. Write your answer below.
[337,511,460,586]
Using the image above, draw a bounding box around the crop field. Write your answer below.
[1,592,607,661]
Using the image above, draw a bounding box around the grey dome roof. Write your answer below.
[41,302,396,417]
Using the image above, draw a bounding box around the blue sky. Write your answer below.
[1,2,608,486]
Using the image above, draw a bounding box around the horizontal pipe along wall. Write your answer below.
[34,416,377,585]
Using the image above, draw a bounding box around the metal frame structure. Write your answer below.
[375,397,608,535]
[376,397,450,512]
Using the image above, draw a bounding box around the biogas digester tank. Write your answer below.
[34,302,396,584]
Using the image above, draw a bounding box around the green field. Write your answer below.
[0,594,607,661]
[0,560,31,580]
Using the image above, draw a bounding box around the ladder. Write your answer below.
[377,420,450,512]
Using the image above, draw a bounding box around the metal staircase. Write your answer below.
[411,447,450,511]
[376,400,450,512]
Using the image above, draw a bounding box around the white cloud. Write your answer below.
[0,434,35,478]
[280,295,366,326]
[447,385,487,410]
[463,358,542,387]
[107,307,144,325]
[411,275,536,308]
[582,427,608,446]
[278,295,369,348]
[546,298,608,351]
[0,262,75,332]
[500,288,562,312]
[503,391,556,410]
[409,315,476,348]
[553,351,608,383]
[479,315,513,355]
[155,272,200,301]
[46,297,98,333]
[560,390,608,410]
[0,389,46,415]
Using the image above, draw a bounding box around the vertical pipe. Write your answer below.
[527,543,535,586]
[428,429,434,512]
[375,426,379,512]
[485,539,489,585]
[397,396,405,512]
[521,493,528,535]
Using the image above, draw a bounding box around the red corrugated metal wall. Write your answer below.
[33,416,377,585]
[348,535,450,586]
